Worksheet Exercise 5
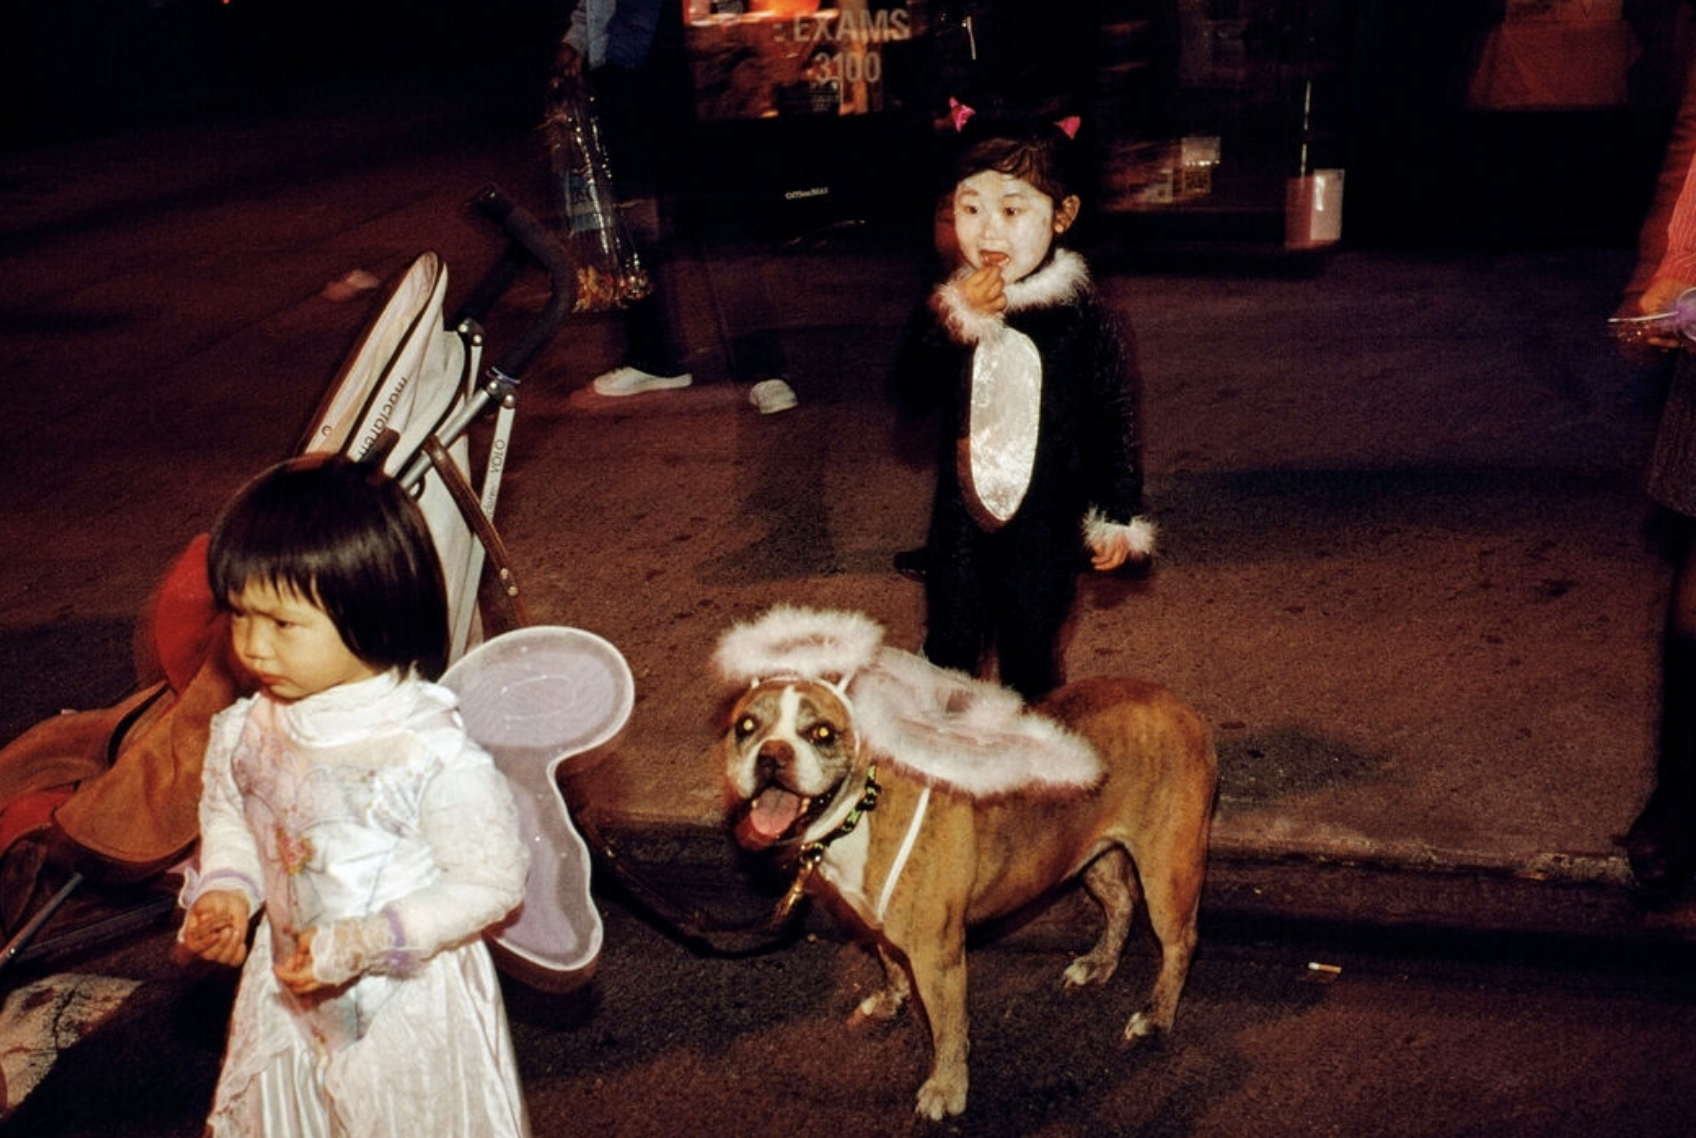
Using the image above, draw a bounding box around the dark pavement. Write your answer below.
[3,64,1694,988]
[11,884,1696,1138]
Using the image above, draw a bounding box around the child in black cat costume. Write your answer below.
[892,105,1154,700]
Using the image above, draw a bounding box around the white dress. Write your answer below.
[185,671,532,1138]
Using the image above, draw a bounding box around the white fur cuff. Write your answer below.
[1083,510,1157,561]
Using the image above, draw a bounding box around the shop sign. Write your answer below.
[686,3,914,121]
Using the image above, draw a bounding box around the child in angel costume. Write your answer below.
[177,455,531,1138]
[892,103,1156,701]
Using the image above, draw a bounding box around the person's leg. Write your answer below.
[991,542,1078,703]
[1627,518,1696,891]
[923,509,990,678]
[617,291,690,380]
[729,326,786,385]
[702,254,795,411]
[589,64,691,389]
[1627,344,1696,891]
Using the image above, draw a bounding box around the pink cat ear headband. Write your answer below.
[948,98,1081,139]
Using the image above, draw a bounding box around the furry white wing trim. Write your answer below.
[1084,509,1158,561]
[850,649,1103,799]
[714,605,885,685]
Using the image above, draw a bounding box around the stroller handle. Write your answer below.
[463,183,576,382]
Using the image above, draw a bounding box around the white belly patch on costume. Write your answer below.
[967,325,1042,524]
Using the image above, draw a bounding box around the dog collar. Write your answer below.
[776,764,880,919]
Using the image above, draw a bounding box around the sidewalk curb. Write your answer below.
[578,814,1696,955]
[1208,830,1631,888]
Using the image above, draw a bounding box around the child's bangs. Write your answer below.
[208,499,341,611]
[956,134,1072,205]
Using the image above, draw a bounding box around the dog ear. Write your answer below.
[715,686,753,729]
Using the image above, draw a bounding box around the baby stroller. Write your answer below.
[0,186,628,991]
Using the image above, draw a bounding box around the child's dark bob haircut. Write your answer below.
[209,454,451,680]
[946,110,1083,211]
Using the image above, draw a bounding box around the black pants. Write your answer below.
[590,64,787,386]
[588,63,687,378]
[922,500,1082,702]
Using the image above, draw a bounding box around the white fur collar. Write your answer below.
[715,606,1103,799]
[932,249,1091,346]
[1083,509,1158,560]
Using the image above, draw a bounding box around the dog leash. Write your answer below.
[568,766,882,956]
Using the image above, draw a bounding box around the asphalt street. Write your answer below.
[6,881,1696,1138]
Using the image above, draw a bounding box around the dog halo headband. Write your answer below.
[715,606,1104,799]
[714,604,884,692]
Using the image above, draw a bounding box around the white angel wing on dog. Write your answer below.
[851,650,1102,798]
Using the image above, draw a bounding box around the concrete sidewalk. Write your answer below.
[3,82,1691,951]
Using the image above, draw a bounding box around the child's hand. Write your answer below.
[1090,533,1150,573]
[1091,544,1132,572]
[181,890,251,967]
[960,260,1008,315]
[555,40,586,78]
[1085,514,1156,575]
[1636,276,1696,350]
[274,927,328,995]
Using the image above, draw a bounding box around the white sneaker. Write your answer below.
[591,366,693,397]
[748,378,798,415]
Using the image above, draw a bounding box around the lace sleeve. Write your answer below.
[180,702,264,913]
[352,740,529,975]
[307,909,399,984]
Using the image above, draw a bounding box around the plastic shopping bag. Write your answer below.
[542,74,653,313]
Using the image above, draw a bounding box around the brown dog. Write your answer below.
[721,664,1217,1120]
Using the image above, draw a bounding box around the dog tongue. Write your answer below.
[740,786,806,849]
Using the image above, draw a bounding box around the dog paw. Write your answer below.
[850,989,906,1026]
[914,1076,967,1120]
[1121,1010,1169,1048]
[1062,955,1117,989]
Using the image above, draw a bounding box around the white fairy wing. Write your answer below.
[442,626,634,991]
